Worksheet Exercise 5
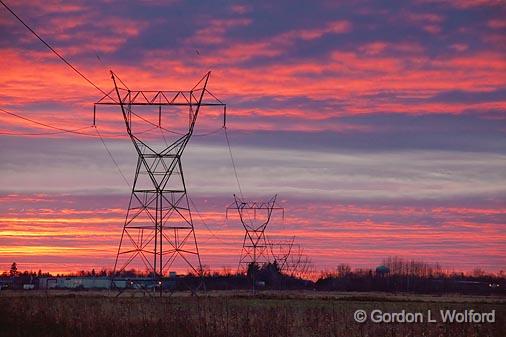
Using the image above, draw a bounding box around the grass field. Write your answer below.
[0,290,504,337]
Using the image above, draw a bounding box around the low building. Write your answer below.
[39,277,112,289]
[0,277,14,290]
[37,277,178,290]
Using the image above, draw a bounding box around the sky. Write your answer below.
[0,0,505,275]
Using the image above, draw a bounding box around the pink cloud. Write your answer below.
[16,0,86,15]
[416,0,504,8]
[449,43,469,52]
[295,20,351,40]
[401,12,444,34]
[190,18,252,45]
[2,45,505,137]
[230,4,251,15]
[187,20,351,62]
[488,18,506,29]
[359,42,389,55]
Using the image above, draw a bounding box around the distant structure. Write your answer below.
[376,265,390,277]
[285,244,313,278]
[268,236,295,271]
[94,71,225,286]
[227,194,284,271]
[39,277,114,290]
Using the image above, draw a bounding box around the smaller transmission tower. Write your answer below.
[285,244,313,278]
[268,236,295,272]
[227,194,284,271]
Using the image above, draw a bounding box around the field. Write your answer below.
[0,291,504,337]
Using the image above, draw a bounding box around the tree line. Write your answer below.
[2,258,505,295]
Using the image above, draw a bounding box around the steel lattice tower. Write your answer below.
[227,194,284,271]
[94,71,225,281]
[268,236,295,272]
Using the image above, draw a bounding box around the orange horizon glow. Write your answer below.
[1,194,504,275]
[1,1,505,276]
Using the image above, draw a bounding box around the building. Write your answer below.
[39,277,113,289]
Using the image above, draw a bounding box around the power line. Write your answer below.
[1,0,237,198]
[188,195,228,244]
[193,127,223,137]
[0,108,95,136]
[0,0,148,138]
[0,126,93,136]
[1,1,221,139]
[1,107,132,188]
[224,127,244,198]
[0,107,164,137]
[94,126,131,188]
[1,106,131,189]
[129,109,187,136]
[0,0,110,98]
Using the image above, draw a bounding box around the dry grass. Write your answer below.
[0,290,504,337]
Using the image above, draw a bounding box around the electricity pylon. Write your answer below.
[227,194,284,272]
[268,236,295,272]
[285,244,313,278]
[94,71,225,285]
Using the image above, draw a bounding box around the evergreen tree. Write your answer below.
[9,262,18,277]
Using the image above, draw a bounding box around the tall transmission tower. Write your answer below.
[227,194,284,271]
[94,71,225,284]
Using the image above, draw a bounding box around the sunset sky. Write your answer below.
[0,0,505,275]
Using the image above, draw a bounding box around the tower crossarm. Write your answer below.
[93,71,226,133]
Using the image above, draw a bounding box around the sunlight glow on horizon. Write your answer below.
[0,0,505,275]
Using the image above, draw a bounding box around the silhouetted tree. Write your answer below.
[9,262,18,277]
[473,268,485,277]
[259,261,283,288]
[337,263,351,277]
[247,262,260,280]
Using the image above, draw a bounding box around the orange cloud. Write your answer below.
[0,5,504,139]
[1,194,504,274]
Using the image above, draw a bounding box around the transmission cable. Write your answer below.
[0,108,96,136]
[1,0,234,196]
[188,195,228,244]
[193,127,223,137]
[0,126,93,136]
[1,1,222,139]
[0,0,110,98]
[94,126,131,188]
[0,0,154,130]
[224,127,244,198]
